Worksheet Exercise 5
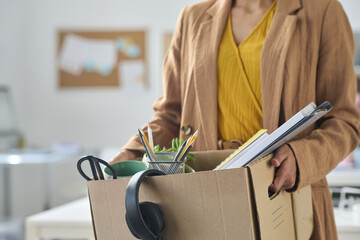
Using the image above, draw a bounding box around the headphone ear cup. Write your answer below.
[139,202,165,236]
[125,212,141,239]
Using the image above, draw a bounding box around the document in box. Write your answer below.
[214,129,268,170]
[219,101,332,169]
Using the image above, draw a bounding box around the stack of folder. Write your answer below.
[215,101,332,170]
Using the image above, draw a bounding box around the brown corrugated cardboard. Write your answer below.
[291,186,313,240]
[87,150,312,239]
[249,156,296,239]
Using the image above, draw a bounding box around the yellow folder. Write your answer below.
[214,129,268,170]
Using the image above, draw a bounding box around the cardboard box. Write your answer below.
[87,150,313,239]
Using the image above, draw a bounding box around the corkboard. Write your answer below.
[57,30,147,88]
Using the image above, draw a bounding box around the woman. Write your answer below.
[112,0,360,239]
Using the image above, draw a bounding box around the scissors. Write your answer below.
[77,155,117,181]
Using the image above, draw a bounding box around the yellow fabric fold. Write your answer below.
[217,1,277,142]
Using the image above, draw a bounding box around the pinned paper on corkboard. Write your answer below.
[57,30,147,89]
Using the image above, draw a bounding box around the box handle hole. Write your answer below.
[268,188,279,200]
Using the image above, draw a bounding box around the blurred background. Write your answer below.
[0,0,360,239]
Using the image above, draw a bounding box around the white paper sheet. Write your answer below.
[119,60,146,93]
[59,34,117,76]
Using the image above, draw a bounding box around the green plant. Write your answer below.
[153,138,195,162]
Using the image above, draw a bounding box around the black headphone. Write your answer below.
[125,169,166,240]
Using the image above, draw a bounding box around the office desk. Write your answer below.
[26,198,360,240]
[335,208,360,240]
[0,152,87,220]
[327,169,360,187]
[25,197,93,240]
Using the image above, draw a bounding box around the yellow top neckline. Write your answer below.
[217,0,277,141]
[229,0,277,48]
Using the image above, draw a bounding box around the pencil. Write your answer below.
[167,139,188,174]
[138,129,153,161]
[138,129,162,171]
[181,130,198,157]
[141,129,155,155]
[141,129,168,173]
[170,145,193,174]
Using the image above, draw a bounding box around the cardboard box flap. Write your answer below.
[190,150,234,171]
[248,155,296,240]
[88,167,255,240]
[291,186,313,240]
[88,177,130,239]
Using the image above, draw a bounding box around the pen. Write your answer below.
[138,129,162,172]
[169,130,198,174]
[167,139,188,174]
[178,140,195,163]
[140,129,168,172]
[138,129,153,161]
[170,145,193,175]
[180,130,198,157]
[141,130,166,171]
[148,123,154,150]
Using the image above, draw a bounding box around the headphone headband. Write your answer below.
[125,169,165,240]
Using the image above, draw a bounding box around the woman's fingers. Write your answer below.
[271,145,289,167]
[269,145,297,193]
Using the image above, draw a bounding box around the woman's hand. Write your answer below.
[110,150,138,164]
[269,144,298,193]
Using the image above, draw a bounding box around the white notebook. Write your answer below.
[224,101,332,169]
[216,130,268,170]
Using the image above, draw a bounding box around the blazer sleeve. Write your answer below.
[288,0,360,190]
[121,7,187,154]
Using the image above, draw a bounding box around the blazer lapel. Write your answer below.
[193,0,232,149]
[193,0,302,148]
[261,0,302,132]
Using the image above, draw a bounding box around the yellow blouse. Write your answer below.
[217,1,277,142]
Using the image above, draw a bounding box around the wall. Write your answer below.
[0,0,26,220]
[339,0,360,31]
[2,0,360,153]
[0,0,26,131]
[20,0,201,152]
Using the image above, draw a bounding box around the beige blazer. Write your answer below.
[124,0,360,238]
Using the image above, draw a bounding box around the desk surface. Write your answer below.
[0,152,78,165]
[334,208,360,232]
[26,197,92,227]
[327,169,360,187]
[25,197,93,240]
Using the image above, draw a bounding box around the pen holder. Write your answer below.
[144,152,185,175]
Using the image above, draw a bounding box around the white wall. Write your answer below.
[2,0,359,153]
[339,0,360,31]
[19,0,201,152]
[0,0,26,222]
[0,0,26,131]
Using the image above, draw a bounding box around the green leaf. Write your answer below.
[172,138,176,149]
[153,145,160,152]
[174,138,179,149]
[185,153,195,162]
[151,137,196,162]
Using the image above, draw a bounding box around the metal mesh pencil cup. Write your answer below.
[146,152,185,175]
